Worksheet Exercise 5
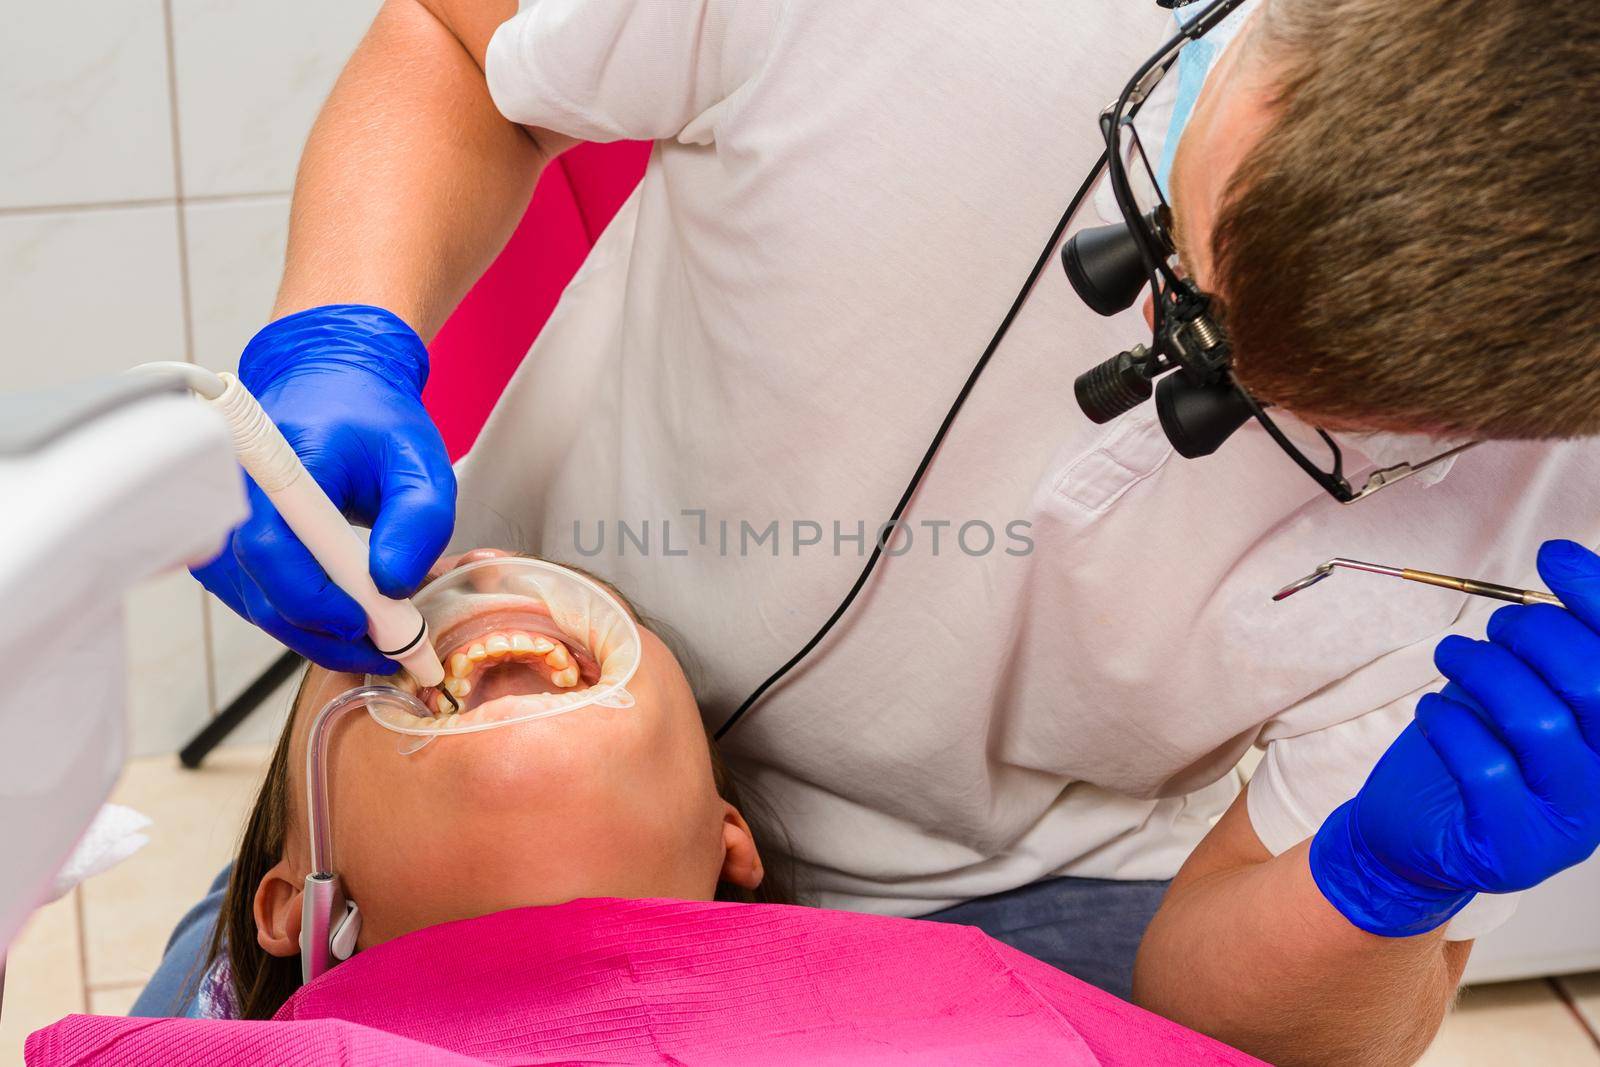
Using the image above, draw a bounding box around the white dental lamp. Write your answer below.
[0,370,246,1004]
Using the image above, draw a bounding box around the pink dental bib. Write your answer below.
[29,898,1263,1065]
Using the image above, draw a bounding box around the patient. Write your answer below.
[28,552,1263,1065]
[212,548,785,1020]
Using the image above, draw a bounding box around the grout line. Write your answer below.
[0,197,175,218]
[71,890,91,1012]
[1549,977,1600,1053]
[161,0,226,729]
[182,190,293,207]
[85,980,152,994]
[0,192,291,220]
[159,0,197,370]
[200,596,220,720]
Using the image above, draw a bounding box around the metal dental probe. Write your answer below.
[1273,558,1563,607]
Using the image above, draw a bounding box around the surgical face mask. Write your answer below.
[1153,0,1258,191]
[360,556,642,744]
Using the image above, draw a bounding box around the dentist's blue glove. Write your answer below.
[1310,539,1600,937]
[191,305,455,674]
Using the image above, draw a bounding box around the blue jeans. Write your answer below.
[920,875,1172,1001]
[133,867,1168,1015]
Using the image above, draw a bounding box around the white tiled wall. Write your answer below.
[170,0,381,197]
[1,0,381,756]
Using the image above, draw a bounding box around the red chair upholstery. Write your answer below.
[423,141,651,460]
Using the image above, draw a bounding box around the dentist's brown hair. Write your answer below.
[1212,0,1599,438]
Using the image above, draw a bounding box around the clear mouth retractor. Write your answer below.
[361,556,642,739]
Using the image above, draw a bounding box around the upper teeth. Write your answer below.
[440,629,585,689]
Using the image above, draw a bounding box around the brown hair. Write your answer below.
[1211,0,1600,438]
[207,569,794,1020]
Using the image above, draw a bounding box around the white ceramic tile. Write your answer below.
[1557,972,1600,1040]
[0,206,185,392]
[171,0,383,197]
[81,746,272,988]
[124,570,211,758]
[183,196,289,371]
[1419,980,1600,1067]
[0,1,174,209]
[205,597,298,748]
[0,891,84,1065]
[87,983,145,1017]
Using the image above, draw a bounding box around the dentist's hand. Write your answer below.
[1311,539,1600,937]
[192,305,456,674]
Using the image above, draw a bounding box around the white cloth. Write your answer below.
[47,803,150,902]
[466,0,1600,937]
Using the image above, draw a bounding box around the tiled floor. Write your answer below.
[1,743,271,1064]
[5,744,1600,1065]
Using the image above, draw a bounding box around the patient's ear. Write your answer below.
[254,859,304,957]
[718,803,764,890]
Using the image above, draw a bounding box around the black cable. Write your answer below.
[714,156,1109,739]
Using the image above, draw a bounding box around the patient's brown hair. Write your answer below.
[1212,0,1599,439]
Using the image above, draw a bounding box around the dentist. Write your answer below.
[177,0,1600,1062]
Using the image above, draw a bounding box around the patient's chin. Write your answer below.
[391,712,626,818]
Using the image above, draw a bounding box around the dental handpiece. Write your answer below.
[132,362,457,708]
[1273,557,1562,608]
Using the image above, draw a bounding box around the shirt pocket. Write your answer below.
[1045,406,1174,517]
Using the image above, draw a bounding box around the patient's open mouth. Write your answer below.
[393,608,601,717]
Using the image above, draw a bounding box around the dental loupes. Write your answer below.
[1273,557,1562,607]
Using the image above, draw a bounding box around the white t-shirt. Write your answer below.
[461,0,1600,937]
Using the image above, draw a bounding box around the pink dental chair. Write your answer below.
[423,140,652,460]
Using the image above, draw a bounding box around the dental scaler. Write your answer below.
[131,362,457,710]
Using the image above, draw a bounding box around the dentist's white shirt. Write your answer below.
[457,0,1600,936]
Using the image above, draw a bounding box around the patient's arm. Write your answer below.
[1132,787,1468,1067]
[275,0,576,338]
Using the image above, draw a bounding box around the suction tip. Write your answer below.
[1272,564,1334,602]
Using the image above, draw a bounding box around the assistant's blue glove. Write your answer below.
[192,305,456,674]
[1310,539,1600,937]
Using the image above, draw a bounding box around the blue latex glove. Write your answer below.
[192,305,456,674]
[1311,539,1600,937]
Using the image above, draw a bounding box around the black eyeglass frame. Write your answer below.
[1095,0,1475,503]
